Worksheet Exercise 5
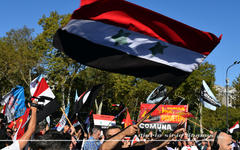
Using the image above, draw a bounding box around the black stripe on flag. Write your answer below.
[54,29,189,87]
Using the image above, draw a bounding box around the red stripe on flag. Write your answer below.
[72,0,221,55]
[93,114,115,121]
[230,121,239,130]
[33,78,49,97]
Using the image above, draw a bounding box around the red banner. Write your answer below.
[138,103,188,124]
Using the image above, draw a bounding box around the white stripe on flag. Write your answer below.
[63,19,205,73]
[94,119,116,126]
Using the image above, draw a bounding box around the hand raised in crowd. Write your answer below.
[122,125,138,136]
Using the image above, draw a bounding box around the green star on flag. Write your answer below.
[149,42,168,55]
[111,29,131,46]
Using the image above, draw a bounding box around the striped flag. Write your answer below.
[72,84,102,115]
[30,74,55,105]
[229,121,239,134]
[53,0,221,87]
[93,114,116,129]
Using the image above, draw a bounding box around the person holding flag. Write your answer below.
[1,100,38,150]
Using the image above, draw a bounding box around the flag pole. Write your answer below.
[187,118,211,133]
[136,88,176,126]
[60,107,77,135]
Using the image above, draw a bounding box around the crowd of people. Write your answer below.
[0,101,240,150]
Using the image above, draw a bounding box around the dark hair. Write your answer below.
[0,128,12,149]
[211,130,221,150]
[104,126,121,139]
[31,130,71,150]
[91,127,101,135]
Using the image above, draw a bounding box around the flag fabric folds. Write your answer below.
[73,84,102,115]
[2,85,26,123]
[74,90,79,102]
[93,114,116,129]
[8,108,30,140]
[200,80,221,111]
[56,101,70,131]
[229,121,239,134]
[37,99,60,123]
[53,0,221,87]
[146,85,167,104]
[131,135,140,146]
[30,74,55,105]
[84,110,93,133]
[124,109,133,128]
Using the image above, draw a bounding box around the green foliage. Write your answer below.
[1,10,239,136]
[203,106,240,132]
[0,26,42,97]
[172,62,216,111]
[76,67,158,118]
[232,74,240,108]
[33,11,84,107]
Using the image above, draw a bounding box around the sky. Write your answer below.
[1,0,240,87]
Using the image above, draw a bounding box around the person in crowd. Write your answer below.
[69,126,87,150]
[231,139,239,150]
[83,127,102,150]
[30,130,72,150]
[211,131,233,150]
[1,100,38,150]
[100,124,186,150]
[196,139,208,150]
[100,125,141,150]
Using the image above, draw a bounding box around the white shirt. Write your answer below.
[1,141,20,150]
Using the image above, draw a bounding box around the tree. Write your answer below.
[34,11,84,108]
[0,26,42,97]
[172,62,216,110]
[76,67,158,119]
[170,62,217,134]
[232,74,240,108]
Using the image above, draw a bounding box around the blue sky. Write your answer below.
[1,0,240,87]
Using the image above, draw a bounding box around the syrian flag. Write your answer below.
[53,0,221,87]
[229,121,239,134]
[73,84,102,115]
[93,114,116,129]
[30,74,55,105]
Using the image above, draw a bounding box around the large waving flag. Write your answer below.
[1,86,26,123]
[30,74,55,105]
[200,80,221,111]
[54,0,221,87]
